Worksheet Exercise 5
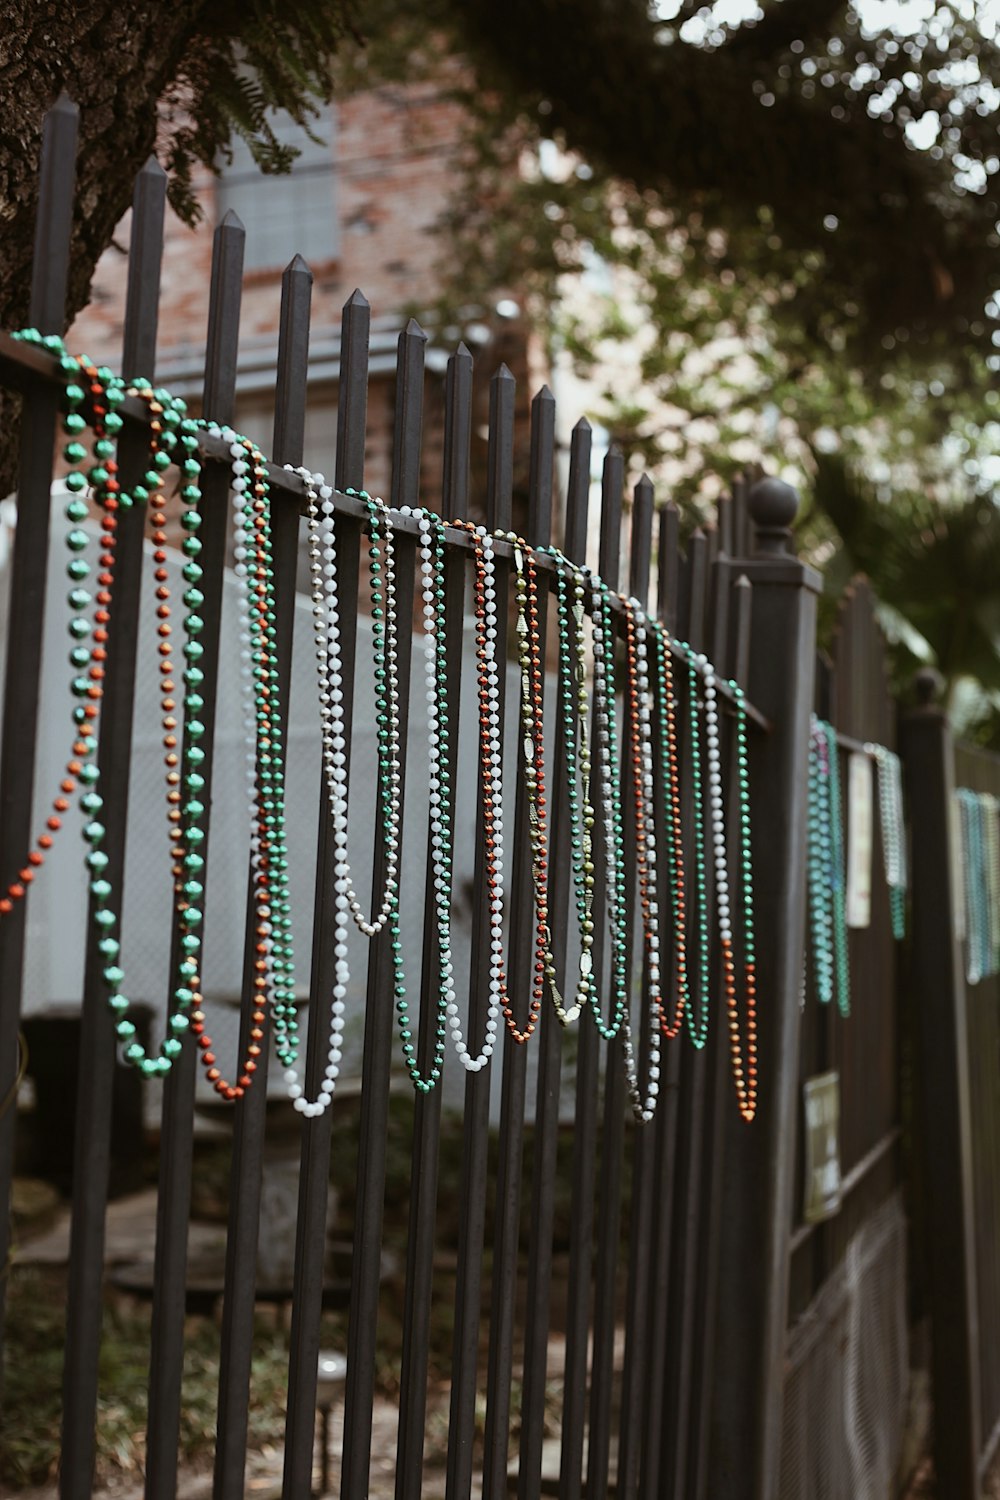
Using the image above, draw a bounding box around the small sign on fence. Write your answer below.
[803,1070,842,1224]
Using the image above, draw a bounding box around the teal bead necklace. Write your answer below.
[10,333,212,1077]
[589,574,631,1041]
[385,505,453,1093]
[957,788,997,985]
[677,640,711,1047]
[865,742,907,940]
[984,793,1000,975]
[807,716,850,1017]
[807,716,835,1006]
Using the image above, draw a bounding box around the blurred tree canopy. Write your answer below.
[352,0,1000,502]
[4,3,1000,553]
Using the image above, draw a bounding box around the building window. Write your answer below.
[217,107,338,272]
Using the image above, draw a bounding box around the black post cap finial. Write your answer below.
[747,476,800,556]
[915,666,945,706]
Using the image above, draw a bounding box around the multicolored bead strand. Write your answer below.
[188,436,298,1098]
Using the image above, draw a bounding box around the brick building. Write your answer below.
[71,77,536,522]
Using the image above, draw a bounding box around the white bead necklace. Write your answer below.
[698,653,733,950]
[293,465,403,940]
[450,523,504,1071]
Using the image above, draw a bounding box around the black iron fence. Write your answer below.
[0,91,999,1500]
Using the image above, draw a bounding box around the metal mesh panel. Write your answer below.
[779,1193,909,1500]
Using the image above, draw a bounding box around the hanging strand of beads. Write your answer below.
[865,742,907,940]
[823,720,851,1018]
[957,789,987,984]
[0,345,99,916]
[589,575,631,1041]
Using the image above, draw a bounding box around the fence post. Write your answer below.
[707,477,819,1500]
[900,669,981,1497]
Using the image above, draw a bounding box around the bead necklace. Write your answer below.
[983,793,1000,976]
[275,468,407,1114]
[24,352,215,1080]
[503,532,550,1043]
[677,641,711,1047]
[807,717,835,1005]
[648,620,690,1039]
[864,742,907,940]
[187,436,299,1098]
[296,470,403,938]
[76,363,203,1078]
[0,350,99,915]
[824,720,851,1017]
[617,597,662,1121]
[11,345,211,1076]
[957,789,988,984]
[589,575,631,1041]
[701,660,758,1120]
[807,717,850,1016]
[387,504,454,1091]
[547,553,597,1026]
[445,519,504,1071]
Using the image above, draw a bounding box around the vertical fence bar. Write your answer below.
[146,209,244,1500]
[585,447,631,1500]
[653,531,706,1492]
[0,92,78,1370]
[316,288,406,1500]
[521,414,590,1500]
[707,479,818,1500]
[901,672,982,1496]
[660,530,717,1498]
[483,385,555,1499]
[60,146,166,1500]
[286,302,409,1500]
[638,502,684,1500]
[689,572,753,1500]
[732,475,750,561]
[658,501,680,634]
[560,446,623,1500]
[340,314,420,1500]
[670,548,735,1497]
[213,248,310,1500]
[518,417,591,1497]
[445,363,516,1500]
[396,342,473,1498]
[277,258,373,1500]
[616,475,656,1500]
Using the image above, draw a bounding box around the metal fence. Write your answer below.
[2,90,998,1500]
[780,579,909,1499]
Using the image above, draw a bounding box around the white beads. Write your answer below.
[295,465,402,940]
[701,659,734,947]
